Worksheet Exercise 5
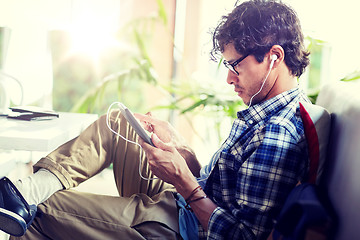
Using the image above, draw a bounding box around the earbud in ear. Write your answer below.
[269,54,277,69]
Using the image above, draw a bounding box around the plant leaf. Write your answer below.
[156,0,167,25]
[340,70,360,82]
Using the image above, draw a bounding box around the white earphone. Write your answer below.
[269,54,278,69]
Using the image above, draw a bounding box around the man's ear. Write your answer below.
[268,45,285,68]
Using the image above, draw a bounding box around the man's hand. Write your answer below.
[139,133,198,192]
[136,113,217,231]
[134,113,201,177]
[134,112,187,149]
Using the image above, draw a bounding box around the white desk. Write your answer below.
[0,112,98,152]
[0,112,98,176]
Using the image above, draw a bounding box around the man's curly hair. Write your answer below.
[211,0,310,77]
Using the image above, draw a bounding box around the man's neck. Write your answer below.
[266,68,298,101]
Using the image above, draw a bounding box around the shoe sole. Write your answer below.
[0,207,26,236]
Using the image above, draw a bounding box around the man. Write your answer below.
[0,0,311,239]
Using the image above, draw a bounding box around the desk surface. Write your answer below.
[0,112,98,152]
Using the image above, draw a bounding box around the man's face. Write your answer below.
[222,43,272,106]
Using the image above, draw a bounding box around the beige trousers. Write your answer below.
[11,111,181,240]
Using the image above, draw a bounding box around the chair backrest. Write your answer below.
[299,101,331,185]
[316,81,360,240]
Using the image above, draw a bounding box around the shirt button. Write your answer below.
[248,120,253,125]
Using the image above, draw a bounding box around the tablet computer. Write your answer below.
[118,103,154,147]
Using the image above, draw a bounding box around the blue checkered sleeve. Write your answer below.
[202,123,307,239]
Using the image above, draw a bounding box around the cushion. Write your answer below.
[315,81,360,239]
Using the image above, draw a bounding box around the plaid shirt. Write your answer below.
[198,87,310,240]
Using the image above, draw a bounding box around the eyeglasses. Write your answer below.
[223,53,250,75]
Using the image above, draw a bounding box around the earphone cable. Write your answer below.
[248,57,275,107]
[106,102,159,181]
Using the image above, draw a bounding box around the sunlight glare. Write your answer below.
[68,12,119,60]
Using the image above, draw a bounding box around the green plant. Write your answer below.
[71,59,158,113]
[159,80,244,118]
[53,0,168,114]
[340,70,360,82]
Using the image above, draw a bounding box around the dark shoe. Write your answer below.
[0,177,37,236]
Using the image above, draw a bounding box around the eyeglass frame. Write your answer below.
[223,53,250,75]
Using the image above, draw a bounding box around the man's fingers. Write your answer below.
[151,134,173,152]
[134,113,162,126]
[133,113,152,132]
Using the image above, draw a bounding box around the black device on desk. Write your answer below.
[7,106,59,121]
